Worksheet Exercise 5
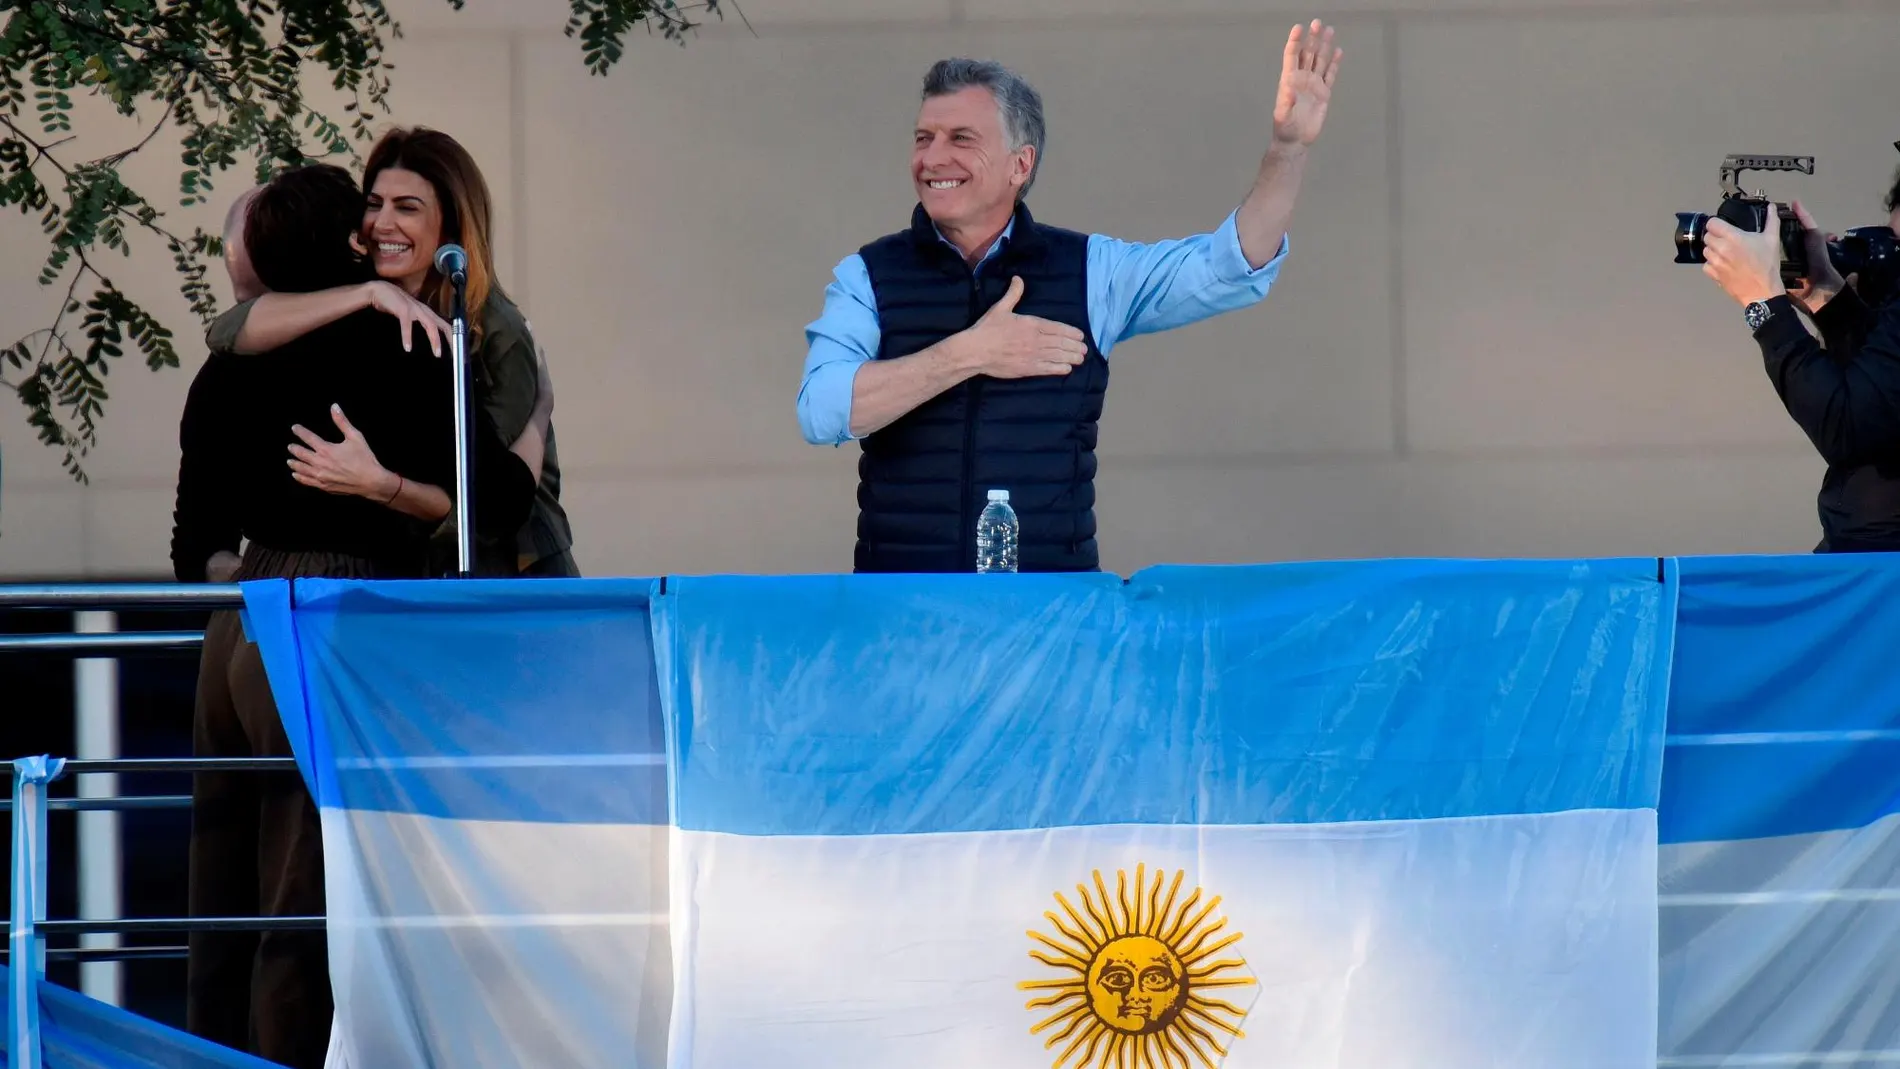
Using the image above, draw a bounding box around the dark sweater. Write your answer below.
[170,309,535,581]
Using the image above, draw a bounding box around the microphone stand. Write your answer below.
[448,268,474,578]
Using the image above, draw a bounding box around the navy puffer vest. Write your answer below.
[855,202,1109,573]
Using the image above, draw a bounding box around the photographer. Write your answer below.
[1703,172,1900,553]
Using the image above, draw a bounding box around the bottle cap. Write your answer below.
[987,489,1009,502]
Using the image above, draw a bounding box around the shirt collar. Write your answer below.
[933,215,1016,270]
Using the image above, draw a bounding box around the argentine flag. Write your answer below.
[243,578,673,1069]
[653,561,1673,1069]
[1658,556,1900,1067]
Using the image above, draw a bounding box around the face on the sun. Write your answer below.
[362,167,444,295]
[911,86,1031,232]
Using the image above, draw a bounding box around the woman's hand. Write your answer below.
[288,405,401,503]
[361,281,451,357]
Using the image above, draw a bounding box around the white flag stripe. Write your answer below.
[1658,1054,1900,1067]
[334,753,664,770]
[671,811,1657,1069]
[1659,818,1900,1065]
[1663,890,1900,906]
[322,810,673,1069]
[343,913,667,928]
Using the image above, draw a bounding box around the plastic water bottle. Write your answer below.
[976,489,1019,574]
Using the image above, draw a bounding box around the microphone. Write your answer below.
[434,242,474,576]
[434,243,468,286]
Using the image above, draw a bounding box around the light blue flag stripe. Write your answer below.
[654,558,1675,836]
[240,577,667,824]
[3,962,287,1069]
[1659,555,1900,845]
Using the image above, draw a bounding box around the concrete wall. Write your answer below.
[3,0,1894,579]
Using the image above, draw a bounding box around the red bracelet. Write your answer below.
[384,475,404,504]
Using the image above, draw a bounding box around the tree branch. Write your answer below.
[42,2,240,71]
[2,114,76,178]
[35,260,87,365]
[96,101,177,169]
[6,111,217,260]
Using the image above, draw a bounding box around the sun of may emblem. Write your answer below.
[1020,864,1256,1069]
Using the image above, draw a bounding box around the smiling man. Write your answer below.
[798,21,1344,573]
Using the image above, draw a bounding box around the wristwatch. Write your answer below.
[1744,299,1775,332]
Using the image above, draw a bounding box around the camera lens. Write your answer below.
[1832,226,1900,308]
[1854,226,1899,269]
[1674,212,1711,264]
[1829,237,1863,276]
[1830,227,1897,275]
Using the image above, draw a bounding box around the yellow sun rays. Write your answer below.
[1020,863,1255,1069]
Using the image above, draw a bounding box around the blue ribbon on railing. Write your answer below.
[9,754,66,1069]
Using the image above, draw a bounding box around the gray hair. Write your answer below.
[922,58,1045,200]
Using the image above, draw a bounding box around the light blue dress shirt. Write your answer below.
[797,209,1291,445]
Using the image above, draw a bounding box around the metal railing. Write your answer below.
[3,584,325,1069]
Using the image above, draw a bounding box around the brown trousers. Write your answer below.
[186,546,377,1069]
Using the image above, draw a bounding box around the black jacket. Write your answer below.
[1755,288,1900,551]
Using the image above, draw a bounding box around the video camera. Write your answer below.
[1832,225,1900,308]
[1674,149,1900,303]
[1673,154,1816,286]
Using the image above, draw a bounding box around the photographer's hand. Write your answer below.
[1787,200,1847,314]
[1702,217,1786,308]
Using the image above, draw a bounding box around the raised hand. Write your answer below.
[1273,19,1343,147]
[963,275,1089,379]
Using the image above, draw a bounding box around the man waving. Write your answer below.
[797,20,1344,573]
